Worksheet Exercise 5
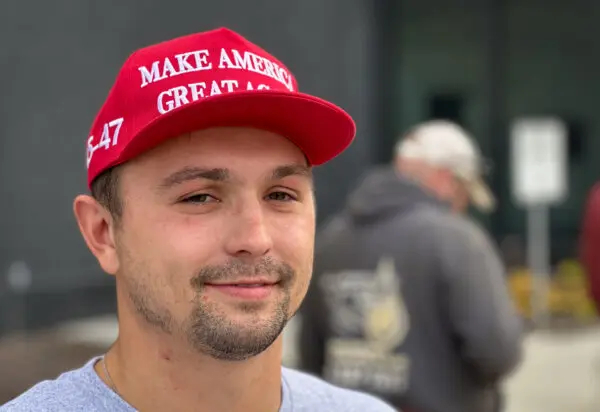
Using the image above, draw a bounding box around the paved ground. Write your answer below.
[2,315,600,410]
[502,325,600,412]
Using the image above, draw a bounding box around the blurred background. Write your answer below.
[1,0,599,410]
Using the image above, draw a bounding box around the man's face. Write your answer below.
[112,127,315,360]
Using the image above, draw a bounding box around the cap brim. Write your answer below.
[467,178,496,212]
[117,90,355,169]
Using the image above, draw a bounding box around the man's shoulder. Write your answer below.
[411,206,489,243]
[1,358,125,412]
[1,374,79,411]
[2,377,75,411]
[282,367,397,411]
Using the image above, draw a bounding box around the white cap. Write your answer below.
[396,120,496,212]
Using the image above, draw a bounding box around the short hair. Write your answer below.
[90,167,122,220]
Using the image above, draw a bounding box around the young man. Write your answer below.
[299,120,523,412]
[2,27,395,412]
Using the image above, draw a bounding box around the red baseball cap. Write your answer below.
[85,27,356,189]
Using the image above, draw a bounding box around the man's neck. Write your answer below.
[97,325,284,412]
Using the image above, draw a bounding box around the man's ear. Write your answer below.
[73,195,120,275]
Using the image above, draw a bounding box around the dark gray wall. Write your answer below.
[0,0,380,297]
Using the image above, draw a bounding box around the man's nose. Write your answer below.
[224,199,273,259]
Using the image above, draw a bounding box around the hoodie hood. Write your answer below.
[346,165,445,225]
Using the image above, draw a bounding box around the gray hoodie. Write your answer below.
[299,166,523,412]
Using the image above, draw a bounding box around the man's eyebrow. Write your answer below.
[159,167,230,190]
[270,164,313,181]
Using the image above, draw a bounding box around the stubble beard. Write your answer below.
[185,291,291,361]
[126,257,296,361]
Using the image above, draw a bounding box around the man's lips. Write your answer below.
[205,278,279,286]
[204,279,279,300]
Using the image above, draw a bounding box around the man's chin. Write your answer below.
[202,342,276,362]
[184,294,291,360]
[186,320,286,361]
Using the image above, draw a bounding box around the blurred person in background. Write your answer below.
[1,28,395,412]
[298,120,524,412]
[579,181,600,312]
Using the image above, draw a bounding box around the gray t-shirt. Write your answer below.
[0,357,396,411]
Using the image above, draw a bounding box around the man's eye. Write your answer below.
[181,194,217,204]
[267,191,296,202]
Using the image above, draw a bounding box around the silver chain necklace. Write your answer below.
[101,355,120,395]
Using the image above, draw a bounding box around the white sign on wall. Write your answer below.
[510,117,568,206]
